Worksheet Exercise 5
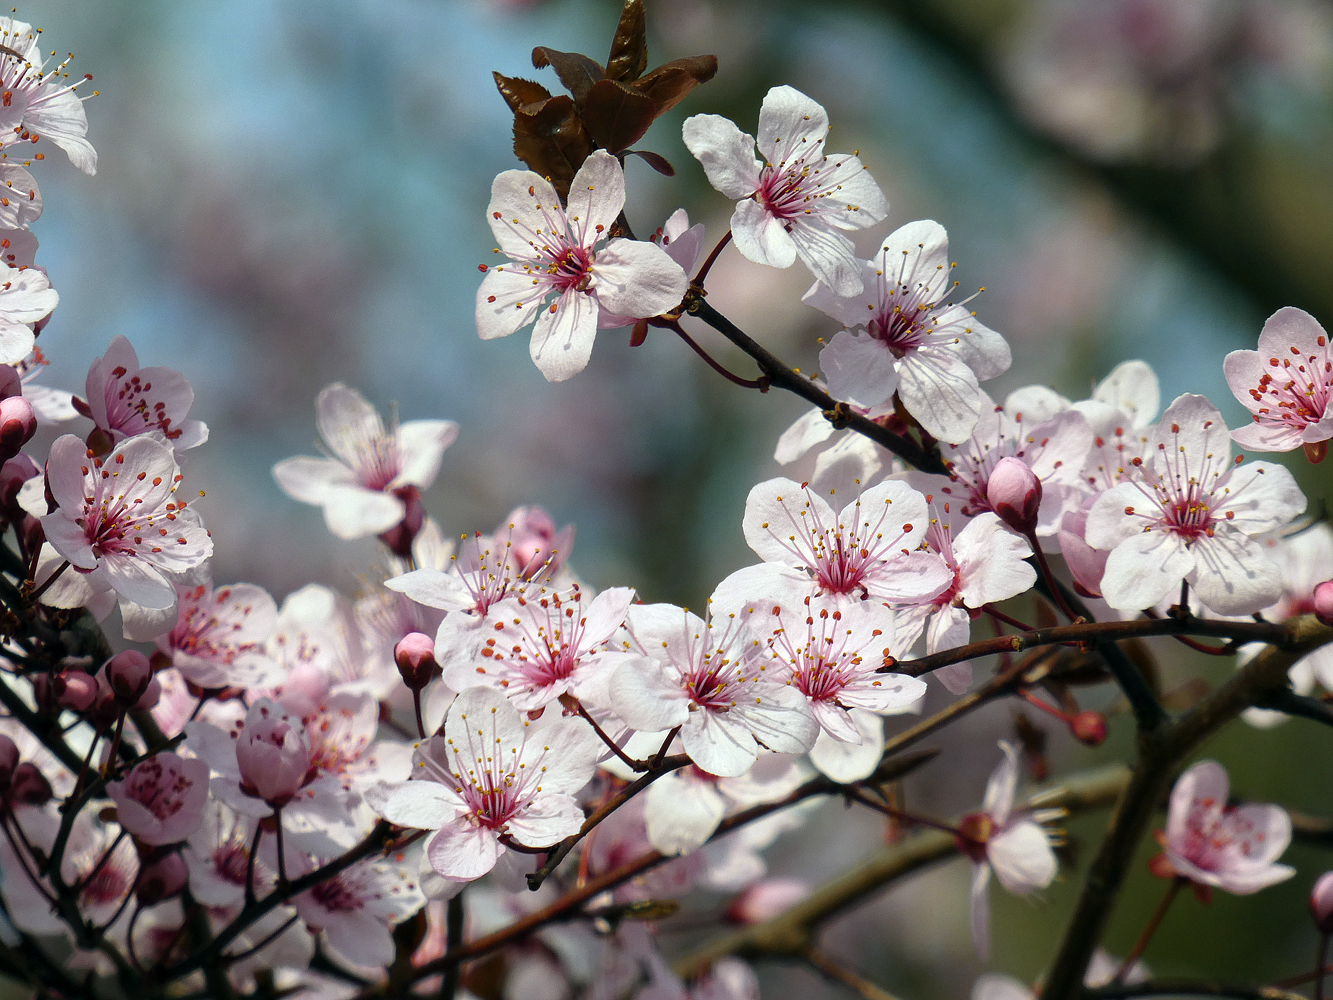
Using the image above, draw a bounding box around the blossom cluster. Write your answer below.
[0,5,1331,1000]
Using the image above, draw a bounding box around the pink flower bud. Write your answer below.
[394,632,437,691]
[104,650,152,706]
[0,395,35,462]
[17,513,42,557]
[8,762,51,806]
[0,734,17,792]
[506,505,572,579]
[1071,710,1108,747]
[987,457,1042,535]
[0,452,37,511]
[236,699,311,807]
[1312,871,1333,933]
[134,852,188,905]
[54,669,98,712]
[379,485,424,558]
[1314,581,1333,627]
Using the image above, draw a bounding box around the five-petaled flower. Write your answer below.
[683,85,888,296]
[273,383,458,541]
[40,432,212,611]
[1153,759,1294,895]
[807,220,1010,443]
[1224,306,1333,463]
[475,149,689,382]
[374,687,601,883]
[1086,393,1306,615]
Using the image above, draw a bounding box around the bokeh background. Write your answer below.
[16,0,1333,995]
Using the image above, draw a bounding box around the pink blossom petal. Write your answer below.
[529,288,597,383]
[565,150,626,249]
[987,819,1057,894]
[681,114,762,200]
[730,196,796,270]
[476,265,545,341]
[1099,526,1195,612]
[393,419,460,489]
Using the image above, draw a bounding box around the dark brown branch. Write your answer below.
[685,295,948,475]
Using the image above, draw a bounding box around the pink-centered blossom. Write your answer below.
[440,583,639,712]
[106,752,209,845]
[748,582,924,742]
[722,477,951,612]
[806,220,1010,442]
[476,150,688,382]
[959,741,1058,960]
[375,687,601,882]
[292,849,423,969]
[40,433,212,611]
[0,17,96,174]
[896,503,1035,694]
[388,506,574,629]
[79,336,208,457]
[1086,393,1306,614]
[155,581,281,689]
[1224,307,1333,460]
[610,601,818,778]
[273,383,458,541]
[683,86,888,296]
[1157,759,1294,894]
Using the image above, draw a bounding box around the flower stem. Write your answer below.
[29,560,69,602]
[844,788,962,838]
[1024,531,1080,623]
[273,807,287,887]
[1118,877,1185,980]
[438,891,465,1000]
[1317,933,1330,1000]
[691,229,732,288]
[664,320,766,389]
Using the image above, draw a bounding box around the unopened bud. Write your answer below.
[1312,871,1333,933]
[0,395,35,462]
[104,650,152,706]
[1314,581,1333,628]
[0,452,37,511]
[987,457,1042,535]
[379,485,424,558]
[394,632,437,691]
[134,852,188,905]
[54,669,98,712]
[18,513,42,558]
[8,762,51,806]
[1070,710,1108,747]
[0,734,17,793]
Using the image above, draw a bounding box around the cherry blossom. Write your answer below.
[1155,759,1294,894]
[1225,306,1333,461]
[958,741,1058,960]
[272,383,458,540]
[388,506,574,629]
[1086,393,1306,614]
[78,336,208,457]
[233,697,313,810]
[0,17,96,173]
[895,503,1035,694]
[40,433,212,611]
[806,220,1010,442]
[106,751,209,845]
[748,582,924,742]
[0,258,54,364]
[476,150,688,382]
[610,601,818,777]
[155,580,281,689]
[375,687,601,882]
[291,847,424,969]
[440,583,639,712]
[723,477,951,612]
[911,387,1093,539]
[600,208,707,328]
[181,800,267,908]
[682,86,888,296]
